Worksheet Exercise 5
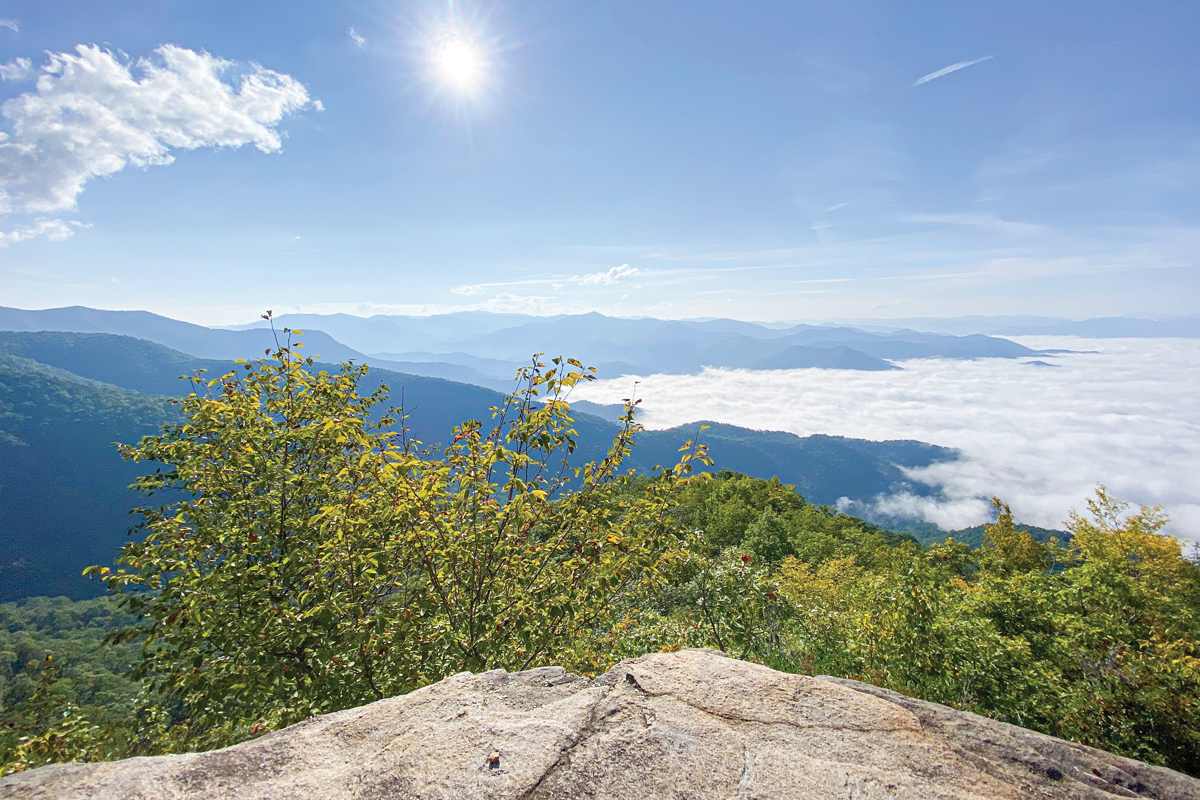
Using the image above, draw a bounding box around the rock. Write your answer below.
[3,648,1197,799]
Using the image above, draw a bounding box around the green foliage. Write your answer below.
[610,471,896,665]
[0,353,180,600]
[599,474,1200,775]
[672,470,913,567]
[85,338,707,746]
[0,597,141,775]
[907,518,1067,550]
[770,489,1200,775]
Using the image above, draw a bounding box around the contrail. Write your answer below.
[912,55,993,87]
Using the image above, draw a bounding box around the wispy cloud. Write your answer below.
[0,218,83,247]
[0,19,17,33]
[348,27,366,49]
[451,263,644,296]
[912,55,993,87]
[450,277,549,295]
[904,212,1043,236]
[0,57,31,81]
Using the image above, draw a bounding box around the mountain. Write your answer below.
[356,359,513,392]
[635,423,953,505]
[0,306,366,363]
[995,315,1200,338]
[0,332,960,601]
[0,331,233,396]
[414,312,1040,370]
[749,345,899,371]
[0,307,1043,382]
[0,331,512,456]
[830,314,1200,338]
[905,521,1069,549]
[0,353,179,600]
[0,306,517,391]
[225,311,551,353]
[371,351,527,381]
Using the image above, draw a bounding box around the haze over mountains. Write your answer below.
[835,314,1200,338]
[0,305,1062,394]
[228,310,1044,379]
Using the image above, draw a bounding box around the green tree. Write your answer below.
[773,487,1200,775]
[90,331,707,745]
[979,498,1054,576]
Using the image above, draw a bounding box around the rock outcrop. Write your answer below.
[3,648,1197,799]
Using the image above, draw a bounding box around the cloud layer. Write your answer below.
[574,336,1200,541]
[0,44,315,224]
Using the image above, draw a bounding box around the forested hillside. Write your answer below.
[0,332,959,601]
[0,354,178,600]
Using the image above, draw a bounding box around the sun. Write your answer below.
[433,38,485,92]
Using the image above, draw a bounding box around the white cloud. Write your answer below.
[0,44,315,216]
[0,20,17,33]
[451,284,485,295]
[0,218,81,247]
[904,212,1044,236]
[578,263,639,285]
[349,27,366,49]
[837,493,993,532]
[913,56,994,87]
[574,336,1200,542]
[0,57,32,81]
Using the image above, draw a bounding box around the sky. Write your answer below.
[575,336,1200,541]
[0,1,1198,325]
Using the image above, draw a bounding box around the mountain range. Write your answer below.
[231,309,1042,376]
[0,306,1047,392]
[834,314,1200,338]
[0,330,955,601]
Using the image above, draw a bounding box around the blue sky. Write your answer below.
[0,1,1197,325]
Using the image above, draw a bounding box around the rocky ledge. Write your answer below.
[3,648,1197,799]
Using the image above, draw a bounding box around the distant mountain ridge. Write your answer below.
[0,307,1041,386]
[0,306,517,391]
[0,331,958,601]
[351,311,1039,373]
[832,314,1200,338]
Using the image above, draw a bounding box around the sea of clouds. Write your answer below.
[574,337,1200,542]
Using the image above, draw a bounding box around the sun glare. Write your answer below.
[434,39,484,92]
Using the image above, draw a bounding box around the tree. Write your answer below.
[90,329,707,744]
[978,498,1054,576]
[772,486,1200,775]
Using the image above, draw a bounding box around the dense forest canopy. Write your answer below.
[2,344,1197,777]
